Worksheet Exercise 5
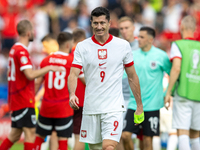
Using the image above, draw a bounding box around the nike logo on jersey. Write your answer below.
[110,133,118,136]
[99,62,106,66]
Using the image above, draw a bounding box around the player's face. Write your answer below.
[119,20,134,42]
[91,15,110,37]
[138,31,152,49]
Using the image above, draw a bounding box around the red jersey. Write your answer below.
[40,51,73,118]
[70,46,85,107]
[8,43,35,111]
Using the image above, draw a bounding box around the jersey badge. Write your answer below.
[98,49,107,59]
[20,56,28,64]
[81,130,87,138]
[150,61,157,69]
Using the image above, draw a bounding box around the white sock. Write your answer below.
[178,135,191,150]
[190,138,200,150]
[153,136,161,150]
[167,135,178,150]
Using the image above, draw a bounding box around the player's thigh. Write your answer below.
[101,111,124,143]
[123,109,140,134]
[54,116,73,138]
[80,114,102,144]
[142,110,160,137]
[36,114,53,137]
[11,108,36,128]
[73,107,83,135]
[23,127,36,142]
[191,101,200,131]
[8,127,23,143]
[172,99,192,130]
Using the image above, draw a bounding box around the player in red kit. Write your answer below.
[34,32,74,150]
[0,20,63,150]
[71,29,86,150]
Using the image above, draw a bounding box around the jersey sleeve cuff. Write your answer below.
[170,56,182,62]
[124,61,134,67]
[72,64,83,69]
[20,65,32,71]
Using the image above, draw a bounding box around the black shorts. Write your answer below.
[123,109,160,136]
[73,107,83,134]
[11,108,36,128]
[36,114,73,138]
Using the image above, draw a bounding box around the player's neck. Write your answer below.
[18,37,29,47]
[128,36,135,43]
[182,31,194,39]
[142,44,152,52]
[94,33,109,45]
[59,49,69,54]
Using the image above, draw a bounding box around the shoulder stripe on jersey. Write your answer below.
[72,64,82,69]
[124,61,134,67]
[20,65,32,71]
[91,34,113,46]
[170,56,182,62]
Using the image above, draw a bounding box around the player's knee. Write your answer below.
[8,133,21,143]
[88,143,102,150]
[102,145,115,150]
[121,131,132,142]
[102,140,117,150]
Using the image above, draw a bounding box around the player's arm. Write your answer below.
[125,65,144,125]
[23,65,63,81]
[35,76,44,94]
[165,58,181,109]
[68,67,81,110]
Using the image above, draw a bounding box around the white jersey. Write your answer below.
[72,34,134,114]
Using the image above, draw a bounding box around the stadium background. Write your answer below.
[0,0,200,149]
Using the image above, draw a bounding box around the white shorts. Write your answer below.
[172,95,200,130]
[80,111,124,144]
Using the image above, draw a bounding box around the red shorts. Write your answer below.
[73,107,83,134]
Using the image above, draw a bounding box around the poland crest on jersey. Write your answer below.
[98,49,107,59]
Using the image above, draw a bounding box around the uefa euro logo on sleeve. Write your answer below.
[98,49,107,59]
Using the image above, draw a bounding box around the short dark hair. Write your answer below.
[140,27,156,38]
[41,34,56,42]
[109,28,119,37]
[17,20,32,36]
[91,7,110,21]
[73,29,86,43]
[57,32,73,46]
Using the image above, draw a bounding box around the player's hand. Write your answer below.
[49,66,65,72]
[134,107,144,125]
[69,94,79,110]
[164,94,171,110]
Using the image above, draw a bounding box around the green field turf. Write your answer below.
[10,143,23,150]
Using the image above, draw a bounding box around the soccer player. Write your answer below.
[165,15,200,150]
[68,7,144,150]
[118,16,139,108]
[118,16,140,150]
[122,27,171,150]
[71,28,86,150]
[34,32,74,150]
[0,20,63,150]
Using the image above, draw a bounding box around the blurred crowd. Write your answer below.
[0,0,200,84]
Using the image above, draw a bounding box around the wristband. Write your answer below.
[134,112,144,124]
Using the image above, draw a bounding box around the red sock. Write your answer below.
[24,142,35,150]
[0,138,13,150]
[34,136,44,150]
[58,140,68,150]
